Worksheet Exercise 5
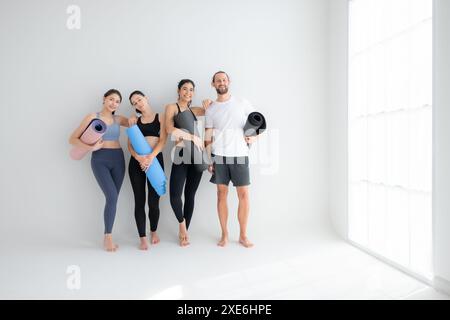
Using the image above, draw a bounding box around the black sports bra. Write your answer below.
[137,113,160,137]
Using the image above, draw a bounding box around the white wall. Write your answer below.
[433,0,450,293]
[328,0,348,239]
[329,0,450,293]
[0,0,331,244]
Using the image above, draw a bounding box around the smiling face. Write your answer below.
[178,82,194,103]
[212,72,230,95]
[130,93,148,114]
[103,93,121,113]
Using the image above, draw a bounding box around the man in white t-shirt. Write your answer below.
[205,71,259,248]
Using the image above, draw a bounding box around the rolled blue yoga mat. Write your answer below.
[126,125,166,196]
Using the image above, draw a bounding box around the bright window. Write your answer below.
[348,0,432,279]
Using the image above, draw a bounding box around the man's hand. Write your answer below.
[202,99,213,110]
[244,136,257,145]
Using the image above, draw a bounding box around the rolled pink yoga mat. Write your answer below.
[70,118,107,160]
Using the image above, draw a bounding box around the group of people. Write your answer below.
[69,71,260,252]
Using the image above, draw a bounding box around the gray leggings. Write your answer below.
[91,148,125,234]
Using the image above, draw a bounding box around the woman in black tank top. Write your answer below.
[128,90,167,251]
[164,79,208,247]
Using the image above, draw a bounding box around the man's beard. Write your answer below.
[216,86,228,95]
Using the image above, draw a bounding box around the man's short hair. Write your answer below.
[212,71,229,82]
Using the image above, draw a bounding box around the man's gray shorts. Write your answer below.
[210,154,250,187]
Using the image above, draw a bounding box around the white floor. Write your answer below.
[0,224,448,300]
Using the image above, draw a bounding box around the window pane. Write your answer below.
[348,0,432,280]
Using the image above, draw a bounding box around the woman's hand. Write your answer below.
[134,154,147,170]
[202,99,213,110]
[91,139,104,151]
[192,135,204,151]
[140,154,155,172]
[128,116,138,126]
[208,164,214,174]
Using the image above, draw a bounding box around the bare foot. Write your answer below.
[179,233,190,247]
[239,236,254,248]
[139,237,149,250]
[150,232,160,245]
[217,234,228,247]
[104,235,118,252]
[178,220,190,247]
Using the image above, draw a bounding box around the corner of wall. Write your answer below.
[328,0,349,241]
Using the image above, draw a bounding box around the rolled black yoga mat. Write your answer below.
[244,112,267,137]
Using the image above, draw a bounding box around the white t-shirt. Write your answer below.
[205,96,256,157]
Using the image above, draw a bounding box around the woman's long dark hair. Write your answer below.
[103,89,122,115]
[129,90,146,115]
[178,79,195,106]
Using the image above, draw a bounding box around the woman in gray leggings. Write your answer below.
[69,89,132,252]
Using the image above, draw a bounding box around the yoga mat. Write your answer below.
[173,107,210,172]
[126,125,166,196]
[244,112,267,137]
[70,118,107,160]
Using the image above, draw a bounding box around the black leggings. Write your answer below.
[170,148,203,229]
[128,153,164,237]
